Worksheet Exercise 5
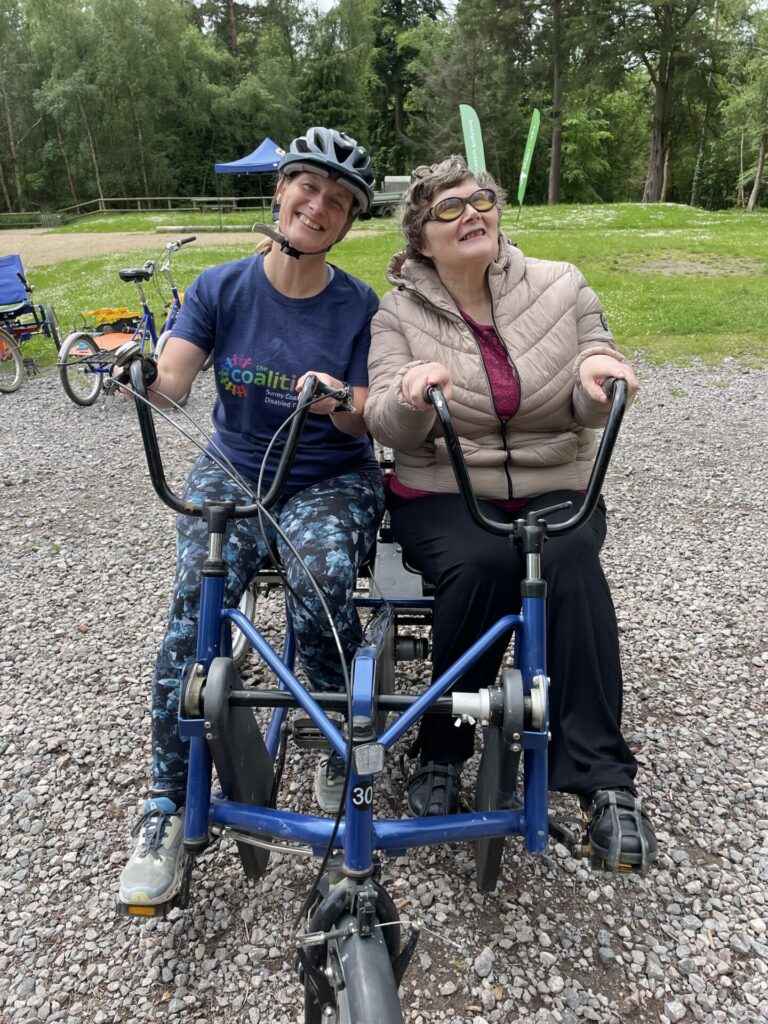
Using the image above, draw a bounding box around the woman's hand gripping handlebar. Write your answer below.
[423,378,628,539]
[127,360,346,517]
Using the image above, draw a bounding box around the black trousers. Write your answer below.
[390,490,637,797]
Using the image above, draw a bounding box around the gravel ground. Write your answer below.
[1,360,766,1024]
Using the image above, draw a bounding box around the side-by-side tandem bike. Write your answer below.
[118,358,633,1024]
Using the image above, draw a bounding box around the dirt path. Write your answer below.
[1,229,258,267]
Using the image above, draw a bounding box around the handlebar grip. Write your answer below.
[180,236,196,245]
[602,376,618,397]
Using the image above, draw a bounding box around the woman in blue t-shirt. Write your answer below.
[119,128,385,909]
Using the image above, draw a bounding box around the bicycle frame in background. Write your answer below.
[56,236,196,407]
[118,362,629,1024]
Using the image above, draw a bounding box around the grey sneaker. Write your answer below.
[119,798,187,906]
[313,751,346,813]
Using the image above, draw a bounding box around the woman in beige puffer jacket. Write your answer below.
[364,156,656,873]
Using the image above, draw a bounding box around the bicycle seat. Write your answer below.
[248,541,377,589]
[118,268,153,283]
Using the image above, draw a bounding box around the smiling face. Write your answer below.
[276,171,355,254]
[419,178,500,276]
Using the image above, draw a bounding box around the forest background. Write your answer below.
[1,0,768,216]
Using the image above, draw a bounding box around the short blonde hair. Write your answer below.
[401,155,506,261]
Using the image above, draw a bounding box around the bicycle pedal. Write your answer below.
[116,896,177,919]
[589,853,640,874]
[292,718,332,750]
[547,812,582,852]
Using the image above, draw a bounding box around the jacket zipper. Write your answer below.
[490,304,518,500]
[408,284,518,500]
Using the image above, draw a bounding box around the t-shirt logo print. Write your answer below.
[218,353,299,402]
[218,353,252,398]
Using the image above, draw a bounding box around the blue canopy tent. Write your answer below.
[213,138,285,225]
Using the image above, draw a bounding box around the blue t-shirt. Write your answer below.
[173,254,380,493]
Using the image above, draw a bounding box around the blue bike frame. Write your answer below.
[129,365,627,889]
[177,558,550,868]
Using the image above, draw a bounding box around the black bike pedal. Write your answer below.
[293,718,332,750]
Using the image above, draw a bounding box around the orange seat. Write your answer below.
[96,332,142,351]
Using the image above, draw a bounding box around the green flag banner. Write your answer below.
[459,104,487,174]
[517,108,541,210]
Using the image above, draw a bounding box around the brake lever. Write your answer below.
[315,380,355,414]
[526,500,572,526]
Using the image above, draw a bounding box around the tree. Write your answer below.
[0,0,36,209]
[719,6,768,209]
[367,0,445,176]
[299,0,375,143]
[614,1,717,203]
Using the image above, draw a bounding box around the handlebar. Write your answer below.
[129,366,348,518]
[167,236,196,251]
[15,271,32,294]
[424,378,628,539]
[160,236,195,279]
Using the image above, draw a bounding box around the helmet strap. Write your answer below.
[252,218,353,259]
[251,222,328,259]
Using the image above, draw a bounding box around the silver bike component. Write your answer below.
[451,689,491,723]
[296,924,357,948]
[529,674,548,730]
[113,339,141,366]
[213,826,314,858]
[182,663,206,717]
[208,532,223,562]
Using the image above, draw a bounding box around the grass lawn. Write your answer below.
[17,203,768,367]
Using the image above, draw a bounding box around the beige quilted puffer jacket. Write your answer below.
[364,234,627,501]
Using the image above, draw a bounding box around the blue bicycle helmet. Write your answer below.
[279,127,374,214]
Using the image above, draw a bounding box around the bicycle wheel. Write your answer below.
[231,582,257,667]
[155,330,190,407]
[304,912,404,1024]
[58,332,103,406]
[44,304,63,351]
[0,327,24,393]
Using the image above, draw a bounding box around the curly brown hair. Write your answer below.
[400,155,506,261]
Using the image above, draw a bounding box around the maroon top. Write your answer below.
[459,309,520,420]
[390,309,526,510]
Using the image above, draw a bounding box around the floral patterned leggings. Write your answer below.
[151,453,385,802]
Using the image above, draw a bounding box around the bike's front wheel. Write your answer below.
[44,304,63,351]
[58,332,103,406]
[304,912,404,1024]
[0,327,24,394]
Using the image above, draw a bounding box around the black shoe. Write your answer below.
[406,761,461,817]
[583,788,658,874]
